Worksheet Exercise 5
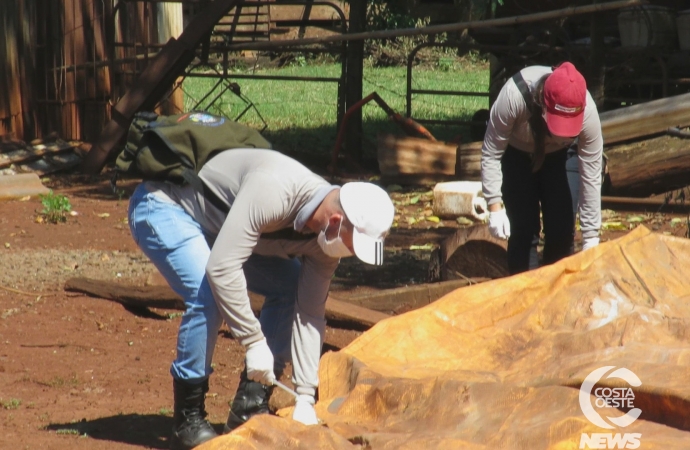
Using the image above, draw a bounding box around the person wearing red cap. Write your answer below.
[481,62,603,274]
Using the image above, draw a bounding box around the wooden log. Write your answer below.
[64,277,391,329]
[428,223,507,281]
[377,134,457,177]
[456,141,482,181]
[604,133,690,196]
[600,92,690,146]
[377,134,481,184]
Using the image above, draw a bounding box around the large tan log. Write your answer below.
[64,277,390,329]
[600,92,690,145]
[456,141,482,181]
[377,134,457,176]
[605,134,690,196]
[377,134,481,183]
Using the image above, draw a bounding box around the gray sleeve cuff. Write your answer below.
[239,331,265,348]
[581,229,600,240]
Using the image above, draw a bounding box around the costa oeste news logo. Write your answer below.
[579,366,642,449]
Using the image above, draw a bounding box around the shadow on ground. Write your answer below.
[46,414,227,449]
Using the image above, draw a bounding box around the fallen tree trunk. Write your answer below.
[64,277,390,329]
[605,133,690,196]
[600,92,690,145]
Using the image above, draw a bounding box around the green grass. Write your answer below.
[182,61,489,164]
[1,398,21,410]
[39,190,72,224]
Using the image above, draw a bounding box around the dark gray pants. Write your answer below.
[501,145,579,274]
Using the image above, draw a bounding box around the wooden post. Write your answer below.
[344,0,366,165]
[588,2,605,107]
[156,2,185,115]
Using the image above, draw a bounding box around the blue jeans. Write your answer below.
[128,184,300,383]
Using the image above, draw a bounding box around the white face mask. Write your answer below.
[317,218,353,258]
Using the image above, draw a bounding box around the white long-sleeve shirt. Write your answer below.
[147,149,339,396]
[481,65,603,239]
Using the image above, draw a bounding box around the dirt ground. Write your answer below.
[0,172,688,450]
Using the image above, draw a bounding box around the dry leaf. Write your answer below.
[97,213,110,218]
[426,216,441,223]
[456,217,473,226]
[602,221,627,231]
[409,243,435,250]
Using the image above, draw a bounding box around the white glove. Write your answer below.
[488,208,511,240]
[582,236,600,251]
[292,394,318,425]
[245,338,276,386]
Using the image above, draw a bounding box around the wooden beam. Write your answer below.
[344,0,366,164]
[600,92,690,145]
[64,277,390,329]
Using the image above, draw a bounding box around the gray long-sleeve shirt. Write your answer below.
[481,65,603,239]
[147,148,339,395]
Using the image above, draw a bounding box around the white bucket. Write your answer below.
[432,181,488,221]
[618,5,677,48]
[678,10,690,50]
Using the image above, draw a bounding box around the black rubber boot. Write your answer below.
[224,369,274,433]
[170,378,218,450]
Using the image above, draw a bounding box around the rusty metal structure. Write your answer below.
[4,0,687,172]
[0,0,349,147]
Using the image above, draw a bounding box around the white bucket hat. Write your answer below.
[339,182,395,266]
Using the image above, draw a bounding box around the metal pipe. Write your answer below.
[411,89,490,97]
[184,72,341,82]
[225,0,644,51]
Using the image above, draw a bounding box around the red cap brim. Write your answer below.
[545,110,584,138]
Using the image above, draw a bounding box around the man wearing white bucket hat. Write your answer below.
[127,148,395,449]
[481,62,603,274]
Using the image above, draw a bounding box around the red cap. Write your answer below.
[543,62,586,137]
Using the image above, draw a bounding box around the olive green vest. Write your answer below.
[114,111,271,212]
